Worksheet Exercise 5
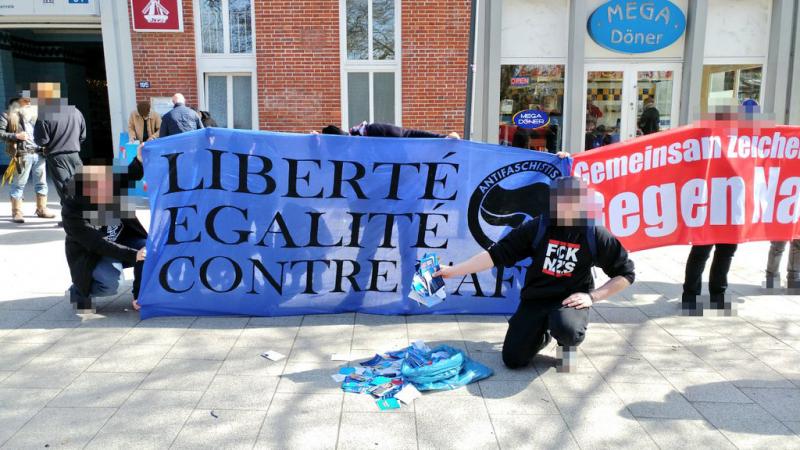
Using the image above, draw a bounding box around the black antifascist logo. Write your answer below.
[467,160,563,250]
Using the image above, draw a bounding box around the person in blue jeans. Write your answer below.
[0,96,56,222]
[61,151,148,313]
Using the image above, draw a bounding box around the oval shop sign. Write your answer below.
[588,0,686,54]
[513,110,549,129]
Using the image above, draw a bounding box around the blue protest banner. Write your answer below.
[137,128,571,318]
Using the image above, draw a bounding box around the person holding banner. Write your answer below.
[61,151,148,313]
[766,240,800,289]
[682,244,738,315]
[434,176,635,370]
[320,122,460,139]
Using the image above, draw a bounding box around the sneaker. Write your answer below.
[535,331,552,354]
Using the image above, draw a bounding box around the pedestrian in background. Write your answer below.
[765,240,800,288]
[159,93,203,138]
[1,96,55,222]
[127,101,161,143]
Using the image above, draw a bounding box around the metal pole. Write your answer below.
[464,0,478,140]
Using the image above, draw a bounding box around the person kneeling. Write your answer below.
[62,156,147,313]
[436,176,635,371]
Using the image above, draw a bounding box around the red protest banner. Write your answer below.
[572,122,800,251]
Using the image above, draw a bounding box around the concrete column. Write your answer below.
[788,0,800,125]
[471,0,502,143]
[100,0,136,154]
[764,0,796,124]
[679,0,708,125]
[564,0,587,153]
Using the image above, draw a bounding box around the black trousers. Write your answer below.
[45,151,82,205]
[682,244,738,301]
[502,298,589,369]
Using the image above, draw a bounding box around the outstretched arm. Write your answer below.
[434,251,494,279]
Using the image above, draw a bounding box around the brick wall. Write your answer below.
[401,1,471,135]
[254,0,341,132]
[129,1,199,106]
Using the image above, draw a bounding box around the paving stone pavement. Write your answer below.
[2,200,800,449]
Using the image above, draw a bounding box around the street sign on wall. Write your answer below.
[131,0,184,32]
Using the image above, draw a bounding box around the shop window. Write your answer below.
[199,0,253,54]
[205,74,253,129]
[341,0,400,127]
[701,65,763,115]
[499,64,565,152]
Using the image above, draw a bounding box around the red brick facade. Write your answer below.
[128,0,470,134]
[130,1,199,106]
[253,0,342,132]
[401,1,472,135]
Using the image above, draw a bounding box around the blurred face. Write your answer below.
[549,177,600,226]
[82,166,114,205]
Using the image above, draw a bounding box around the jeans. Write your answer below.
[9,152,47,199]
[682,244,738,301]
[766,240,800,280]
[502,298,589,369]
[89,237,147,300]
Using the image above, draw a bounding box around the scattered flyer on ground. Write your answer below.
[409,253,447,308]
[260,350,286,361]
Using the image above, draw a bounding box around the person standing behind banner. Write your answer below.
[32,82,86,207]
[682,244,737,314]
[127,101,161,143]
[159,93,203,138]
[638,98,660,135]
[765,240,800,288]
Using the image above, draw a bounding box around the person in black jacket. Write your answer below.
[435,176,635,371]
[62,151,148,313]
[320,122,460,139]
[31,82,86,207]
[159,93,204,138]
[638,98,660,135]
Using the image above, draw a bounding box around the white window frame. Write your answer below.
[204,72,256,129]
[193,0,258,129]
[339,0,402,128]
[195,0,255,55]
[701,57,767,111]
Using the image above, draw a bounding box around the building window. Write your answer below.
[341,0,400,127]
[199,0,253,54]
[701,65,763,115]
[205,73,253,129]
[499,64,565,152]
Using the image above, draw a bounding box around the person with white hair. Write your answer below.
[1,95,56,222]
[158,93,203,138]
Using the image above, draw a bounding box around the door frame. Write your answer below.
[582,62,682,148]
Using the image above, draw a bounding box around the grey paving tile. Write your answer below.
[0,323,75,344]
[491,414,579,450]
[342,391,414,413]
[710,358,796,388]
[785,421,800,436]
[189,316,250,331]
[2,406,116,449]
[86,344,171,373]
[0,296,63,311]
[0,388,61,446]
[139,358,222,391]
[586,354,669,384]
[554,395,657,449]
[538,369,617,397]
[1,356,96,389]
[86,405,194,450]
[165,333,238,360]
[610,382,702,419]
[406,315,464,342]
[42,328,127,358]
[464,350,540,381]
[115,326,187,346]
[247,316,304,327]
[0,372,10,383]
[694,401,800,448]
[197,375,279,410]
[235,324,299,348]
[662,370,753,403]
[172,409,266,449]
[48,372,145,408]
[741,387,800,421]
[479,379,559,415]
[338,412,417,450]
[276,361,346,394]
[0,343,52,371]
[636,345,714,372]
[254,393,342,450]
[636,418,736,449]
[288,341,353,362]
[415,395,498,449]
[218,346,288,376]
[0,309,42,329]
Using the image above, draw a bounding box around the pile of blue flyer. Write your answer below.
[409,253,447,307]
[334,340,493,410]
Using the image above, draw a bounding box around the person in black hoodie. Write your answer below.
[62,148,148,313]
[320,122,461,139]
[435,176,635,370]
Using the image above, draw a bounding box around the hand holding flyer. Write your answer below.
[409,253,447,307]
